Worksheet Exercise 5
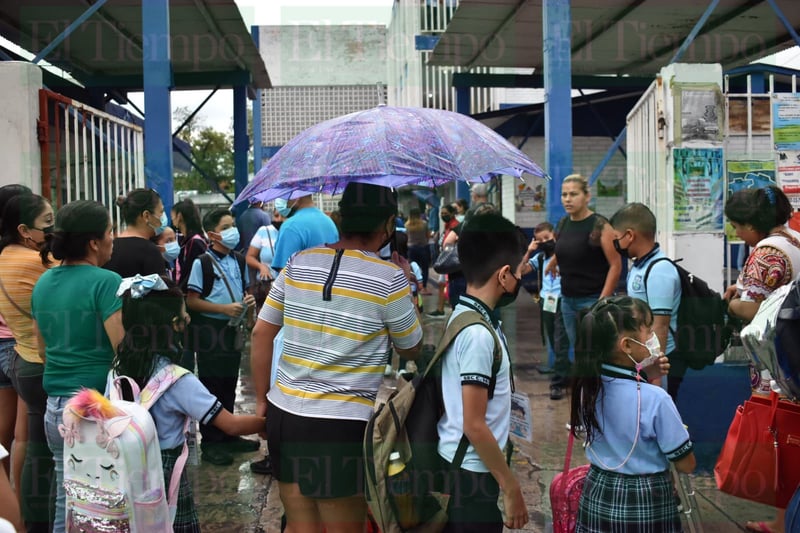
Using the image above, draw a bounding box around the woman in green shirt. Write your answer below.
[32,200,124,533]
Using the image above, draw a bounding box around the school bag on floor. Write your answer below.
[364,311,501,533]
[59,364,190,532]
[644,257,731,369]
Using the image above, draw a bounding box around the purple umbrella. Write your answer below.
[236,105,546,205]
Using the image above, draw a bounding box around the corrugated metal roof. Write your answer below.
[0,0,270,89]
[429,0,799,75]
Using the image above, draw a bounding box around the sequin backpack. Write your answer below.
[59,364,190,532]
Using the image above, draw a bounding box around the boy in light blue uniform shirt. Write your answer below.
[610,203,683,399]
[521,222,570,400]
[186,208,257,465]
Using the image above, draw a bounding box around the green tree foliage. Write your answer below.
[173,106,235,193]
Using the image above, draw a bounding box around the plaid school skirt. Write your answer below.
[162,446,201,533]
[576,465,681,533]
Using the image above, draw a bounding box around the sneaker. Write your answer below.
[426,310,445,318]
[223,436,260,453]
[201,445,234,466]
[550,385,564,400]
[249,455,273,475]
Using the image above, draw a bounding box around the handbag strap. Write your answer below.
[0,276,32,319]
[769,391,780,495]
[266,226,275,256]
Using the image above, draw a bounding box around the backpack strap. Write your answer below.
[139,364,191,513]
[200,253,215,299]
[427,310,503,470]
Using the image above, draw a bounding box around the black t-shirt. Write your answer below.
[103,237,166,278]
[554,213,610,298]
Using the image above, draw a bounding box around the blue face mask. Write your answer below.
[162,241,180,262]
[219,227,240,250]
[149,211,168,236]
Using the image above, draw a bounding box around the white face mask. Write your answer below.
[625,332,662,373]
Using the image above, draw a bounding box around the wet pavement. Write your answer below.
[186,289,775,532]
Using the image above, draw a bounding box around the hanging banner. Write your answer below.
[673,147,724,232]
[725,160,777,242]
[773,94,800,150]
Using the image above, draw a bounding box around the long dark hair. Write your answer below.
[0,194,50,262]
[570,296,653,444]
[172,198,203,239]
[724,185,793,234]
[117,189,161,226]
[0,184,32,227]
[112,276,185,389]
[40,200,109,263]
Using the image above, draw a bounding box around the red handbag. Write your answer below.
[550,429,590,533]
[714,391,800,508]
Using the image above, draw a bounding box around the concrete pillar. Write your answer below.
[0,62,43,193]
[233,85,249,195]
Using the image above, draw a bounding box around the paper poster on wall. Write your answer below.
[777,150,800,228]
[674,84,724,145]
[514,181,547,228]
[725,160,777,241]
[673,147,724,232]
[773,94,800,150]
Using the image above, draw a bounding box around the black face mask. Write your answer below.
[538,239,556,255]
[496,273,521,308]
[272,220,283,231]
[441,214,452,223]
[613,238,629,258]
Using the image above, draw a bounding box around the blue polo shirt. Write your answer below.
[626,246,680,355]
[529,252,561,298]
[584,364,693,475]
[187,249,250,321]
[271,207,339,270]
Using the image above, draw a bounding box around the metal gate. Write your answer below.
[38,89,145,232]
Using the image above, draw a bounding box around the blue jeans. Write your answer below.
[45,395,68,533]
[560,295,600,353]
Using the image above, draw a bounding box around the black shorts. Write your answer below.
[265,400,367,499]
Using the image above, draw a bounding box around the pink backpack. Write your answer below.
[550,429,590,533]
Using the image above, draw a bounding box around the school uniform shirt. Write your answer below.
[529,252,561,298]
[584,364,693,475]
[626,245,680,355]
[438,295,511,473]
[107,356,223,450]
[410,261,423,295]
[186,249,250,321]
[270,207,339,270]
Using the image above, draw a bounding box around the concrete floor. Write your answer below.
[186,289,776,532]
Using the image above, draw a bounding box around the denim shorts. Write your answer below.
[0,337,16,390]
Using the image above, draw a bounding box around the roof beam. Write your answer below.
[192,0,248,72]
[570,0,647,57]
[618,0,764,73]
[452,72,653,89]
[80,69,252,88]
[33,0,108,64]
[464,0,527,70]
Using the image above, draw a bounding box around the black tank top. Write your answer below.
[554,213,610,297]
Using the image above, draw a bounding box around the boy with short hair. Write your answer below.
[610,202,683,398]
[521,221,570,399]
[186,208,257,465]
[437,212,529,532]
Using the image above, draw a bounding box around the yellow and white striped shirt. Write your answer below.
[259,247,422,422]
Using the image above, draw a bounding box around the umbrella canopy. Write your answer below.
[235,105,546,205]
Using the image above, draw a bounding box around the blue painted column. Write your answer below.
[142,0,174,213]
[455,87,471,201]
[233,85,249,196]
[251,26,263,175]
[543,0,572,225]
